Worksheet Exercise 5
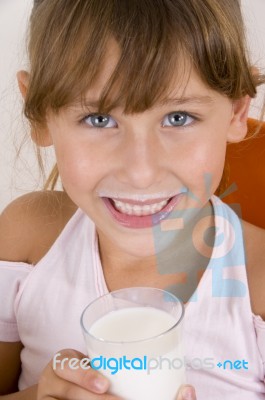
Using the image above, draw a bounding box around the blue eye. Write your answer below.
[83,114,117,128]
[162,112,195,127]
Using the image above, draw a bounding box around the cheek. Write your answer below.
[178,133,227,188]
[54,142,101,188]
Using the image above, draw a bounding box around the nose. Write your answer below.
[117,131,164,189]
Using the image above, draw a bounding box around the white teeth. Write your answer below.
[113,199,169,216]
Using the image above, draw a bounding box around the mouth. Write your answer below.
[102,193,186,229]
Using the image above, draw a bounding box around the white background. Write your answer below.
[0,0,265,211]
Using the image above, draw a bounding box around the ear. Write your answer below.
[17,70,29,99]
[226,95,251,143]
[30,125,53,147]
[17,70,53,147]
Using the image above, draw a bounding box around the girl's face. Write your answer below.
[44,49,249,259]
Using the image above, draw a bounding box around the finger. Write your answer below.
[51,349,110,394]
[40,383,120,400]
[175,385,197,400]
[39,369,121,400]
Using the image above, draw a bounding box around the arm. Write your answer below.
[0,387,37,400]
[0,192,67,397]
[0,342,23,395]
[0,197,34,397]
[0,343,37,399]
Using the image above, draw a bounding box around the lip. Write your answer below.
[102,193,185,229]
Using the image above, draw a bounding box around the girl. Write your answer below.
[0,0,265,399]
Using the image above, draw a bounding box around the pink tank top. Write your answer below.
[0,196,264,398]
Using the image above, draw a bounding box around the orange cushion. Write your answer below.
[223,118,265,228]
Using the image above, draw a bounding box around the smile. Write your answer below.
[102,193,186,229]
[112,198,168,216]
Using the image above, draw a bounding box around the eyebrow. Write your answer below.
[69,95,214,112]
[159,95,215,107]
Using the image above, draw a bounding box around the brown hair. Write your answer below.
[23,0,265,191]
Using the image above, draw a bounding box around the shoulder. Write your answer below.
[0,191,78,264]
[242,220,265,320]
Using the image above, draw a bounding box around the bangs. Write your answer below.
[87,0,194,113]
[26,0,256,123]
[52,0,193,115]
[77,46,191,115]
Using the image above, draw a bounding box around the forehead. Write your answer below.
[76,44,218,112]
[73,40,219,113]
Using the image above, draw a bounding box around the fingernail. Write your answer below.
[92,377,109,392]
[182,386,196,400]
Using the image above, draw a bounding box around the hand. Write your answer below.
[37,349,122,399]
[175,385,197,400]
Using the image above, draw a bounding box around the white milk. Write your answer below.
[87,307,185,400]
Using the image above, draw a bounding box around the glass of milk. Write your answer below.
[80,287,185,400]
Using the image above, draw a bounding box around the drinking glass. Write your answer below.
[81,287,185,400]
